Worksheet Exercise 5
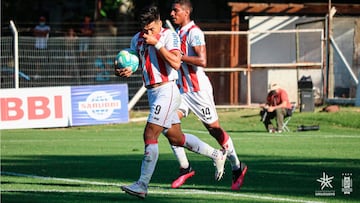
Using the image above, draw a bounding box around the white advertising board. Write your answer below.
[0,87,71,129]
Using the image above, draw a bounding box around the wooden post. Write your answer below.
[327,0,335,99]
[354,19,360,105]
[230,11,239,104]
[246,30,251,105]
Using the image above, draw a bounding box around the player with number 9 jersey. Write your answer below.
[120,5,228,199]
[130,28,180,87]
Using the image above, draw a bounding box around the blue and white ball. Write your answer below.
[115,48,139,72]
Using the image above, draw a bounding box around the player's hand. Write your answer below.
[114,67,133,78]
[143,33,157,46]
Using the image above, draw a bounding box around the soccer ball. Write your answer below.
[115,48,139,72]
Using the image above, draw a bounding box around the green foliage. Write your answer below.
[1,107,359,202]
[100,0,135,18]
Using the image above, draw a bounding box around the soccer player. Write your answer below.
[116,5,227,199]
[169,0,248,190]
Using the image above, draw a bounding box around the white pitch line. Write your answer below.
[183,128,360,139]
[2,189,117,193]
[321,135,360,138]
[1,171,121,187]
[1,171,324,203]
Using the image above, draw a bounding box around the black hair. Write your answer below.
[139,5,160,28]
[268,90,277,96]
[173,0,193,13]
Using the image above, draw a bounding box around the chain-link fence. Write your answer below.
[1,35,148,109]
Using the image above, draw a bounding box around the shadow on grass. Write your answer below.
[1,154,359,202]
[1,191,273,203]
[240,113,261,119]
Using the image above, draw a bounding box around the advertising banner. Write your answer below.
[70,84,129,126]
[0,87,71,129]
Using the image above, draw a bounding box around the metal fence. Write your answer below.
[1,29,325,108]
[0,36,149,109]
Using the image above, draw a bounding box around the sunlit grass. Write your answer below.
[1,106,359,202]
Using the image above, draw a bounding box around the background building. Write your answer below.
[1,0,359,108]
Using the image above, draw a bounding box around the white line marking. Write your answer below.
[1,171,121,187]
[183,129,360,138]
[321,135,360,138]
[2,189,117,193]
[1,171,324,203]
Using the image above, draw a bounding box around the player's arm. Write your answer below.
[181,44,207,67]
[143,32,181,70]
[157,48,182,70]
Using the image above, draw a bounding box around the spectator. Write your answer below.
[260,83,292,133]
[65,28,80,81]
[33,16,50,79]
[65,28,78,55]
[79,15,94,56]
[65,28,77,43]
[33,16,50,49]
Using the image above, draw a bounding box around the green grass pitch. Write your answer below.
[1,107,360,203]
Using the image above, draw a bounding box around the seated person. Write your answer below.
[260,83,292,133]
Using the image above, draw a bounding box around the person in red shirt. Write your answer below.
[260,83,292,133]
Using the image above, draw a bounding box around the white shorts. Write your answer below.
[179,90,219,124]
[147,81,181,129]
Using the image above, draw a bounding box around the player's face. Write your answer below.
[170,3,188,26]
[143,20,162,36]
